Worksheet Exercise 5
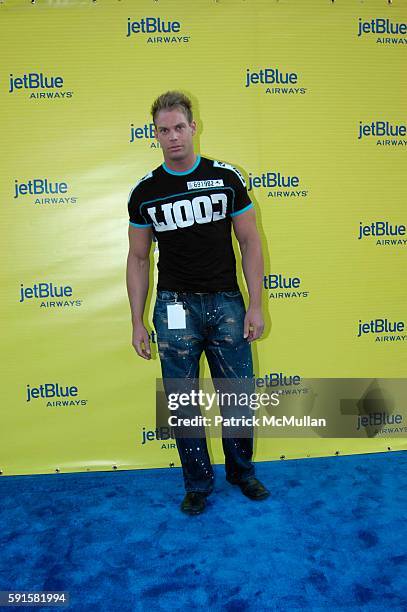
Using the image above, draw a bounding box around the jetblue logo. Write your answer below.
[263,274,309,299]
[357,18,407,44]
[254,372,301,387]
[14,178,77,205]
[26,383,88,407]
[358,121,407,146]
[358,221,407,246]
[8,73,73,99]
[357,319,407,342]
[19,282,82,308]
[146,193,227,232]
[129,122,157,144]
[253,372,309,397]
[356,413,404,432]
[141,426,176,448]
[245,68,307,95]
[249,171,308,199]
[126,17,190,44]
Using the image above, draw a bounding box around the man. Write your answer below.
[126,91,270,515]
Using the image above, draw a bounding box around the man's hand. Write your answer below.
[232,208,265,343]
[243,306,264,342]
[132,323,151,359]
[126,225,153,359]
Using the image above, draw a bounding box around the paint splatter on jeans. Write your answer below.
[153,289,256,494]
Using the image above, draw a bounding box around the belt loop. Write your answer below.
[178,292,186,310]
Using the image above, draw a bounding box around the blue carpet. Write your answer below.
[0,451,406,611]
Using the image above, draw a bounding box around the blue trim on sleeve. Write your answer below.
[129,221,152,228]
[229,202,253,218]
[162,154,201,176]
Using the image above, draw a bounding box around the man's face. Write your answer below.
[154,108,196,163]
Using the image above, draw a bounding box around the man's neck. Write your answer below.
[163,152,197,173]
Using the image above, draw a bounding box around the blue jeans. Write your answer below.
[152,289,256,494]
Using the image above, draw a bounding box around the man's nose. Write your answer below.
[169,130,178,140]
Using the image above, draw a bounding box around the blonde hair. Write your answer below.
[151,91,193,125]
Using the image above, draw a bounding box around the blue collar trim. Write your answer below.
[162,154,201,176]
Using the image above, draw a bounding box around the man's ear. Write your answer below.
[191,120,197,135]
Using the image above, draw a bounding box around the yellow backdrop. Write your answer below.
[1,0,406,476]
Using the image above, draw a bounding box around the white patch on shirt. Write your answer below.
[127,171,153,203]
[187,179,224,190]
[213,160,246,187]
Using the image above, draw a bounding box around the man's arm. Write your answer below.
[126,225,153,359]
[232,208,264,342]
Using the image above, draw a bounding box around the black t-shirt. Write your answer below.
[127,154,253,292]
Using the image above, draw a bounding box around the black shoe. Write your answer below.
[232,477,270,500]
[180,492,208,515]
